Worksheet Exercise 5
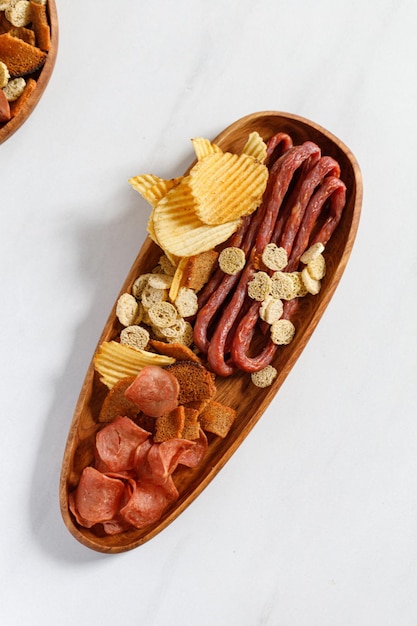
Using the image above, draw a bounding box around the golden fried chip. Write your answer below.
[191,137,222,160]
[94,341,175,389]
[189,151,268,225]
[152,178,241,257]
[242,131,267,163]
[169,256,189,301]
[129,174,182,207]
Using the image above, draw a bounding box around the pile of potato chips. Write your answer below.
[129,132,268,261]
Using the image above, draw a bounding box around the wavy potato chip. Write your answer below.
[129,174,182,207]
[94,341,175,389]
[152,178,240,256]
[190,151,268,225]
[191,137,222,160]
[242,131,267,163]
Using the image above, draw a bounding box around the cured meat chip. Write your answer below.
[95,416,151,472]
[124,365,180,417]
[119,481,176,529]
[69,467,126,528]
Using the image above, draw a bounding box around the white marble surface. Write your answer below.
[2,0,417,624]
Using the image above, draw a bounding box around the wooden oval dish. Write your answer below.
[0,0,58,145]
[60,111,362,553]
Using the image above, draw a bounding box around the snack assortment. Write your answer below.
[0,0,51,124]
[68,127,348,537]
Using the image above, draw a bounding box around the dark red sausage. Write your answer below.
[207,142,321,376]
[231,176,346,373]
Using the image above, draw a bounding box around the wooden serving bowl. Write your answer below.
[0,0,58,145]
[59,111,362,553]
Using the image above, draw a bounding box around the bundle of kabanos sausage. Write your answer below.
[61,113,361,551]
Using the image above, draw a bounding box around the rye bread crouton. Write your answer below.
[182,249,219,292]
[97,376,138,423]
[166,360,216,405]
[154,406,185,442]
[199,400,236,438]
[0,32,47,77]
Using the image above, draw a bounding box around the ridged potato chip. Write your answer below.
[129,174,182,207]
[191,137,222,160]
[152,177,241,257]
[94,341,175,389]
[242,131,267,163]
[190,151,268,225]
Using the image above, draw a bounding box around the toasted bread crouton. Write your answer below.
[30,0,51,51]
[150,339,200,363]
[166,360,216,404]
[9,76,36,116]
[0,33,47,77]
[97,376,138,423]
[182,249,219,292]
[154,406,185,442]
[199,400,236,438]
[8,25,36,45]
[182,407,201,440]
[184,398,210,414]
